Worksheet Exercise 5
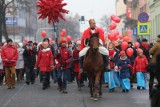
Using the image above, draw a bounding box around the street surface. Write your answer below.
[0,79,150,107]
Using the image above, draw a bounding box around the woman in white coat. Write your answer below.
[16,43,24,82]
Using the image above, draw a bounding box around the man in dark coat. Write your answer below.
[23,41,37,85]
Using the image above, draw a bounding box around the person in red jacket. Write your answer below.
[1,38,18,89]
[73,44,81,91]
[133,49,148,90]
[35,41,54,90]
[56,37,72,93]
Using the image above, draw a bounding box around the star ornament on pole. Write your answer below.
[37,0,69,24]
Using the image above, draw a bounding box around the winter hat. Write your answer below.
[60,37,67,43]
[6,38,13,43]
[120,51,126,56]
[137,48,143,54]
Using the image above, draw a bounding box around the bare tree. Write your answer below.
[100,15,111,30]
[57,14,80,40]
[0,0,14,42]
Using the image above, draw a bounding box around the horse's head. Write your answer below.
[89,33,99,53]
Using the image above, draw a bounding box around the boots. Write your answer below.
[79,56,84,73]
[102,55,109,71]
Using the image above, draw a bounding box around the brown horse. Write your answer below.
[83,33,105,101]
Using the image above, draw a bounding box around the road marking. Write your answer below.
[2,84,26,107]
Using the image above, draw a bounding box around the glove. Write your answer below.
[118,66,122,70]
[110,58,113,62]
[127,64,131,67]
[3,59,9,62]
[62,62,67,66]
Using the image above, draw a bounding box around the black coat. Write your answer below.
[23,47,37,68]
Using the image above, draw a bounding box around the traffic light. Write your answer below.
[81,16,85,24]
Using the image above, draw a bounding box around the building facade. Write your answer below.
[149,0,160,42]
[115,0,126,35]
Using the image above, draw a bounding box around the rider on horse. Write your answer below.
[79,19,109,72]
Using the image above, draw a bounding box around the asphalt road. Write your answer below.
[0,79,150,107]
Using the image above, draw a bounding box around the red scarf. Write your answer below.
[109,50,115,69]
[142,42,149,50]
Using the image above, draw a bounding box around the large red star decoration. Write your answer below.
[37,0,69,24]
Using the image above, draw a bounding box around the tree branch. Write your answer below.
[4,0,14,10]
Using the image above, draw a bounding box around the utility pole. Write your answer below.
[13,0,15,42]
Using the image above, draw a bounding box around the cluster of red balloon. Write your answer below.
[108,15,121,42]
[60,29,72,42]
[108,15,135,57]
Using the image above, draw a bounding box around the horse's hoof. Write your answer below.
[90,97,94,100]
[93,98,98,101]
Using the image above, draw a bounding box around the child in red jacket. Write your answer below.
[133,49,148,90]
[56,38,72,93]
[35,41,54,90]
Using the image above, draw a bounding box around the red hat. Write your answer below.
[60,37,67,43]
[120,51,126,56]
[137,48,143,54]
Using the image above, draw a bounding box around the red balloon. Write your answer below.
[114,17,121,23]
[24,38,28,44]
[128,37,132,42]
[123,36,132,42]
[110,15,116,21]
[109,22,117,30]
[134,42,140,49]
[113,35,119,41]
[119,35,123,40]
[41,31,46,38]
[127,48,134,57]
[108,33,115,41]
[62,29,66,36]
[66,35,72,42]
[113,30,120,36]
[60,32,65,37]
[121,42,129,50]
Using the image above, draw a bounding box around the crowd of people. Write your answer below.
[0,20,160,106]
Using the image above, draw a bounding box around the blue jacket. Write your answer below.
[118,58,131,79]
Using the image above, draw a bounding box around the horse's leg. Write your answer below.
[88,75,94,98]
[99,73,103,98]
[94,72,101,100]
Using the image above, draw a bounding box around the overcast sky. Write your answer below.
[65,0,116,32]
